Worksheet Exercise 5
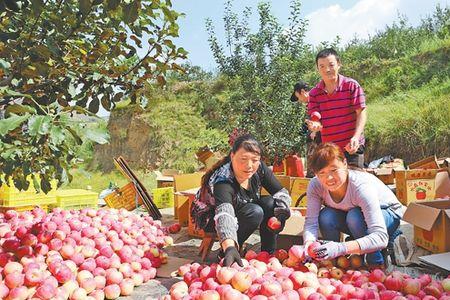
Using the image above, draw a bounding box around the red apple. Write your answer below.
[402,278,421,295]
[336,256,350,269]
[168,223,181,234]
[231,271,252,292]
[274,249,289,262]
[349,254,363,268]
[307,241,322,258]
[288,245,305,262]
[311,111,322,122]
[245,249,258,261]
[268,217,282,231]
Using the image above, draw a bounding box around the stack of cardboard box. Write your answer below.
[401,155,450,253]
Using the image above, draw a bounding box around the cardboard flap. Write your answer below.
[402,202,441,231]
[376,168,394,176]
[409,155,439,170]
[435,171,450,198]
[419,252,450,271]
[445,209,450,219]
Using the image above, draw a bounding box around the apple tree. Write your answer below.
[0,0,187,192]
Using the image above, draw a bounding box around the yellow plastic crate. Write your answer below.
[0,193,57,207]
[0,205,49,213]
[52,189,98,210]
[152,187,174,209]
[0,174,58,202]
[104,182,142,211]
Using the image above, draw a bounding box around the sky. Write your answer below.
[171,0,449,71]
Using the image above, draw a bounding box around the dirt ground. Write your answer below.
[120,207,449,300]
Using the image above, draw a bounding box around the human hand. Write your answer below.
[302,240,315,262]
[345,136,359,154]
[305,120,322,132]
[297,89,309,103]
[313,241,347,260]
[223,246,243,267]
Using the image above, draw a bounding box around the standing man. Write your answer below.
[293,48,367,168]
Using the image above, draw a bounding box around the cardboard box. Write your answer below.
[367,168,397,185]
[409,155,440,170]
[395,169,439,206]
[277,207,305,249]
[173,172,204,226]
[290,177,311,207]
[261,175,292,196]
[154,170,175,188]
[402,199,450,253]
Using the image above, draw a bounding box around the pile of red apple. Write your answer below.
[165,244,450,300]
[0,206,176,299]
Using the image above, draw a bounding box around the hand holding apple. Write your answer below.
[267,217,281,231]
[267,215,287,234]
[313,241,347,260]
[310,111,321,122]
[306,241,322,259]
[305,119,323,132]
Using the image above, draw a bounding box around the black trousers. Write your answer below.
[235,195,277,253]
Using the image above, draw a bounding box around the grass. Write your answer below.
[365,78,450,163]
[62,168,157,193]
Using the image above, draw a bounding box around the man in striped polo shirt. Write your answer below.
[294,48,367,168]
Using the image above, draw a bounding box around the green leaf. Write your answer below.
[30,0,44,16]
[123,2,139,24]
[106,0,120,11]
[84,127,109,144]
[31,174,41,193]
[5,104,37,115]
[0,114,29,135]
[66,127,83,145]
[34,45,52,60]
[28,115,52,136]
[112,92,123,103]
[49,125,65,145]
[79,0,92,15]
[0,148,17,160]
[101,93,111,111]
[88,97,100,113]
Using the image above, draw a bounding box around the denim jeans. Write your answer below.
[318,206,401,265]
[236,196,277,253]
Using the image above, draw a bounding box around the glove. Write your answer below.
[223,246,243,267]
[313,241,347,260]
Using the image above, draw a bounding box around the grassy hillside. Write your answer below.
[366,78,449,163]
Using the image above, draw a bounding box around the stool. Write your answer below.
[198,232,218,262]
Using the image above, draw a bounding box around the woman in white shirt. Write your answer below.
[303,143,404,268]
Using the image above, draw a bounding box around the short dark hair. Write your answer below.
[290,80,310,102]
[315,48,340,65]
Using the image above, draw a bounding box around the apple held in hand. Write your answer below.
[307,241,322,259]
[310,111,321,122]
[267,217,282,231]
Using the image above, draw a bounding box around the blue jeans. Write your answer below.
[318,206,401,265]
